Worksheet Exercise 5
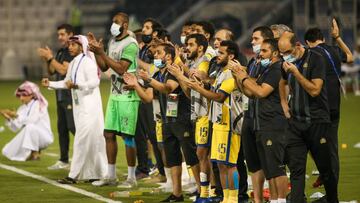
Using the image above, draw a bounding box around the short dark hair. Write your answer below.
[304,27,324,43]
[115,12,129,23]
[184,20,194,27]
[57,24,74,34]
[262,38,279,52]
[253,26,274,40]
[144,18,163,32]
[220,40,239,59]
[197,21,215,41]
[186,33,208,52]
[156,29,171,41]
[159,43,176,61]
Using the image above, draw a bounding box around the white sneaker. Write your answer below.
[47,161,70,170]
[117,179,137,189]
[158,182,173,193]
[92,178,117,187]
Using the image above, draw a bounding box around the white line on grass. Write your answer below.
[0,163,121,203]
[43,152,58,157]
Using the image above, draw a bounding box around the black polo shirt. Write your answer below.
[311,43,347,118]
[152,70,191,124]
[53,47,73,103]
[282,49,330,123]
[254,61,286,131]
[244,57,264,119]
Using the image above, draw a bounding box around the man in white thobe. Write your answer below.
[42,35,107,183]
[1,81,53,161]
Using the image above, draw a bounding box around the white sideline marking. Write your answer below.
[43,152,58,157]
[0,163,121,203]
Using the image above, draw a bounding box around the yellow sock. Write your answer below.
[221,189,229,203]
[200,185,209,198]
[209,187,217,197]
[228,189,238,203]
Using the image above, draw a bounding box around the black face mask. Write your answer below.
[142,34,152,44]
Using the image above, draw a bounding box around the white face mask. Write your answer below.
[110,23,122,37]
[252,44,261,54]
[180,36,186,44]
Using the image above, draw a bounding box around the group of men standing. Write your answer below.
[38,11,353,203]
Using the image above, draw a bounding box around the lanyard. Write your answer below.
[316,46,341,79]
[71,54,85,84]
[248,59,257,76]
[316,45,346,96]
[27,100,35,116]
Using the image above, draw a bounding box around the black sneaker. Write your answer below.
[57,177,76,184]
[160,194,184,202]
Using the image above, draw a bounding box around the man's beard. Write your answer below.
[217,58,228,67]
[187,51,198,60]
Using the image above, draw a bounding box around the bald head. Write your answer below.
[214,29,234,49]
[278,31,295,53]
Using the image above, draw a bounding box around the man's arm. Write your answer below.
[48,60,70,76]
[283,62,323,97]
[331,18,354,63]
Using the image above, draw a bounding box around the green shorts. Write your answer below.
[104,98,140,136]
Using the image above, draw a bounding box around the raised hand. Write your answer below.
[138,69,150,81]
[41,78,49,87]
[282,61,297,74]
[331,18,340,38]
[123,72,138,87]
[37,46,54,61]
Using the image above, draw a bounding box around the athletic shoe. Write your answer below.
[47,161,70,170]
[136,172,149,180]
[194,197,211,203]
[160,194,184,202]
[57,177,76,184]
[158,182,173,193]
[92,178,117,187]
[144,174,166,184]
[149,167,159,176]
[117,179,137,189]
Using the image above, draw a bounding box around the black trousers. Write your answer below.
[322,113,340,184]
[135,102,164,175]
[286,119,338,203]
[237,143,249,199]
[57,101,75,163]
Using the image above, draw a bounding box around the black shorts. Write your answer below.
[241,118,261,172]
[163,121,199,167]
[256,130,287,179]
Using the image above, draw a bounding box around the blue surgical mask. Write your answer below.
[110,23,122,37]
[154,59,165,69]
[260,58,271,67]
[283,54,297,63]
[252,44,261,54]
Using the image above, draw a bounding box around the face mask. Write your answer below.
[180,36,186,44]
[142,34,152,44]
[110,23,123,37]
[154,59,165,69]
[260,58,271,67]
[252,44,261,54]
[283,54,297,63]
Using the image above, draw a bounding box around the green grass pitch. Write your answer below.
[0,81,359,202]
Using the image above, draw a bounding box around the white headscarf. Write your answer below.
[15,81,48,110]
[69,35,100,77]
